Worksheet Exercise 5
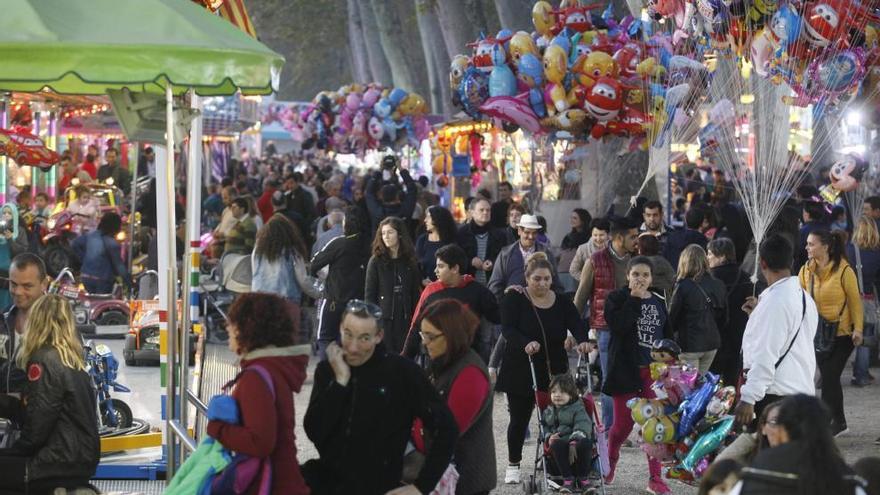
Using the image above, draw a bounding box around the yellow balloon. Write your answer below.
[532,1,555,37]
[399,93,427,116]
[450,54,470,91]
[509,31,539,65]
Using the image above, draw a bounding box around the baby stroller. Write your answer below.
[523,354,608,495]
[200,253,252,344]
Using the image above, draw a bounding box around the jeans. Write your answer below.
[819,335,856,426]
[506,393,536,464]
[680,350,718,376]
[608,367,662,479]
[853,346,870,382]
[548,437,593,479]
[596,328,613,431]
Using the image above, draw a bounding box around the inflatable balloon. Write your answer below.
[480,96,543,134]
[517,53,546,118]
[643,414,679,444]
[641,442,676,461]
[458,67,490,119]
[677,373,720,440]
[680,416,735,472]
[509,31,539,66]
[543,44,570,116]
[540,108,589,132]
[398,93,427,116]
[628,398,670,425]
[489,45,517,97]
[820,154,869,203]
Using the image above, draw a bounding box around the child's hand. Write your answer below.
[548,432,561,443]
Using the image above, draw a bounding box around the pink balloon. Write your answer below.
[479,95,542,134]
[362,88,382,107]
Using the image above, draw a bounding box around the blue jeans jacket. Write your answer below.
[72,231,128,293]
[251,252,302,304]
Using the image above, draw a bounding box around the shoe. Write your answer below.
[622,438,635,448]
[831,421,849,437]
[579,478,593,490]
[504,464,520,484]
[852,378,870,387]
[560,478,574,493]
[647,476,672,494]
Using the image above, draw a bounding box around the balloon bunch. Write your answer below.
[629,341,738,483]
[448,1,693,147]
[294,83,430,155]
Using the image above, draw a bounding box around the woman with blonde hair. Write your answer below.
[0,294,99,492]
[668,244,728,375]
[846,216,880,388]
[799,229,863,436]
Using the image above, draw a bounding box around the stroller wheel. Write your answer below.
[522,475,541,494]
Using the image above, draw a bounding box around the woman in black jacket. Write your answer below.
[365,217,422,353]
[668,244,728,375]
[707,238,754,387]
[0,294,99,493]
[310,206,371,359]
[733,394,865,495]
[603,256,673,493]
[496,252,590,485]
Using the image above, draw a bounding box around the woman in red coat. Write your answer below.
[207,292,311,494]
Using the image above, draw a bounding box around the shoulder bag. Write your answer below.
[810,269,846,361]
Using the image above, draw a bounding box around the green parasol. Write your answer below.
[0,0,283,95]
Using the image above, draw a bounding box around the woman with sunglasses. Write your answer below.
[417,299,496,495]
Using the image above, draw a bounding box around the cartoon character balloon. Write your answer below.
[820,154,869,203]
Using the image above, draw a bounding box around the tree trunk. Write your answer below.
[370,0,417,91]
[436,0,483,59]
[358,0,393,86]
[415,0,453,115]
[347,0,372,83]
[493,0,532,32]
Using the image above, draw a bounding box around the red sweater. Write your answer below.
[257,186,276,223]
[413,365,489,451]
[207,346,311,495]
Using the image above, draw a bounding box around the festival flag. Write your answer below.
[218,0,257,38]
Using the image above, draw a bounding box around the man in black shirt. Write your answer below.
[96,148,132,195]
[490,181,514,228]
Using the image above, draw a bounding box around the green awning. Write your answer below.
[0,0,284,96]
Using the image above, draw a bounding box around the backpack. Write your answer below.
[208,364,276,495]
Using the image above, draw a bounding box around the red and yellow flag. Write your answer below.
[218,0,257,38]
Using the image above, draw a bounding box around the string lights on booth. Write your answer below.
[61,104,110,119]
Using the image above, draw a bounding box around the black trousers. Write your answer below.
[507,393,536,464]
[0,455,91,495]
[548,437,592,479]
[819,336,856,426]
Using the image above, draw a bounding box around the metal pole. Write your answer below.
[181,91,203,440]
[0,96,7,205]
[128,142,139,280]
[161,84,179,479]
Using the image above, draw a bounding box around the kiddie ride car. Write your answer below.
[51,268,131,337]
[124,297,197,367]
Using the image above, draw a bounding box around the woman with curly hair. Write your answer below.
[207,292,310,495]
[252,214,310,332]
[365,217,423,353]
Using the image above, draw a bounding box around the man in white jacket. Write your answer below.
[734,233,818,428]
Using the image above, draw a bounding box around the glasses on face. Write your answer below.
[419,331,445,343]
[345,299,382,320]
[765,417,780,426]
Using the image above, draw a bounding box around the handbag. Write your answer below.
[810,271,846,360]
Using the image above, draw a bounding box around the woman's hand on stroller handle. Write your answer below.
[525,341,541,355]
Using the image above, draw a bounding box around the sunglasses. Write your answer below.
[345,299,382,320]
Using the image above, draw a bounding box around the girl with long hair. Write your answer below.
[0,294,99,492]
[252,214,311,333]
[365,217,422,353]
[798,229,863,436]
[414,205,456,285]
[668,244,728,375]
[846,216,880,387]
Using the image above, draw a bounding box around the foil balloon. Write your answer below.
[769,4,802,48]
[509,31,539,66]
[628,398,670,425]
[680,416,735,472]
[641,442,676,461]
[543,44,570,116]
[814,49,865,95]
[676,373,720,440]
[387,88,408,109]
[479,96,543,134]
[517,53,546,118]
[458,68,490,119]
[489,45,517,97]
[820,154,869,203]
[643,414,679,444]
[695,386,736,432]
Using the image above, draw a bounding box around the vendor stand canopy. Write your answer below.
[0,0,282,96]
[0,0,285,480]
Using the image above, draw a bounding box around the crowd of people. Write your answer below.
[0,142,878,494]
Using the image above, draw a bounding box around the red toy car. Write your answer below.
[0,127,60,170]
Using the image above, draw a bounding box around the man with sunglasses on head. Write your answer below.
[303,299,458,495]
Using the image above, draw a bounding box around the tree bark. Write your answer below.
[358,0,393,86]
[370,0,417,91]
[493,0,533,32]
[415,0,453,115]
[347,0,372,83]
[436,0,483,59]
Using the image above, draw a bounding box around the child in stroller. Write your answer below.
[543,374,594,493]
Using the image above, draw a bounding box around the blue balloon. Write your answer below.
[489,47,517,98]
[458,68,489,119]
[388,88,408,109]
[551,33,572,54]
[680,416,735,472]
[771,5,802,48]
[676,373,720,440]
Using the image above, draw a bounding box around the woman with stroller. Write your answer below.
[603,256,673,494]
[0,294,99,493]
[417,299,496,495]
[496,252,590,485]
[543,374,593,493]
[365,217,422,354]
[251,214,310,334]
[72,211,129,294]
[206,292,310,494]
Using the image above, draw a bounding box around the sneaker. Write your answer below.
[560,478,574,493]
[579,478,593,490]
[831,422,849,437]
[851,378,870,387]
[504,464,520,484]
[647,476,672,494]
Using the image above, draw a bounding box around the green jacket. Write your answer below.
[542,400,592,442]
[164,438,230,495]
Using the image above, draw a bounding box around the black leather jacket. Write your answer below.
[0,306,27,393]
[0,346,100,481]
